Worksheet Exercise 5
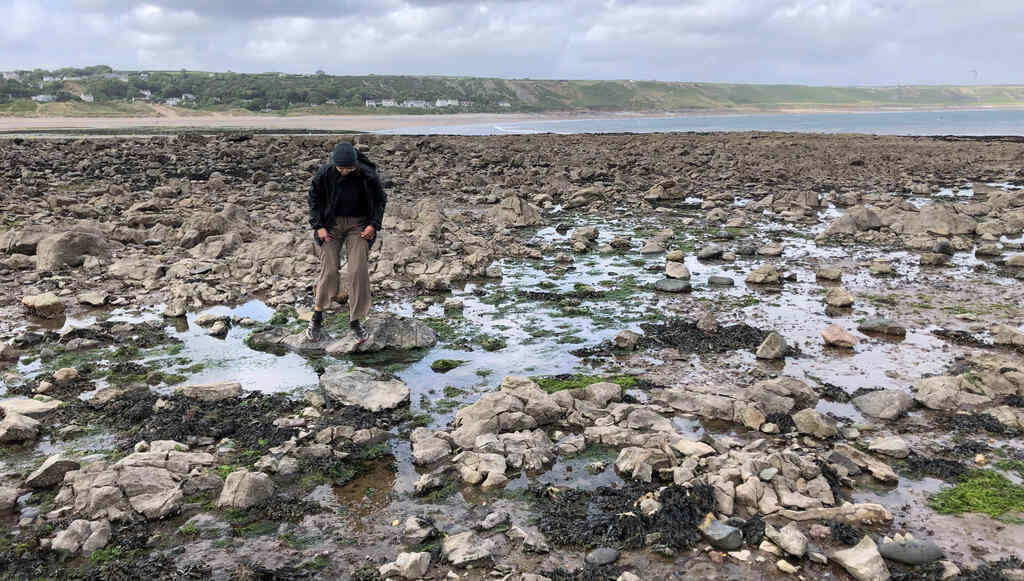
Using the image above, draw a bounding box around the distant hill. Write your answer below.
[2,66,1024,115]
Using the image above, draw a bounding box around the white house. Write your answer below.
[435,98,460,107]
[498,101,512,108]
[380,99,398,107]
[165,97,181,106]
[2,72,21,81]
[182,93,196,101]
[365,100,378,107]
[402,100,430,108]
[138,89,152,100]
[31,94,56,103]
[80,94,94,102]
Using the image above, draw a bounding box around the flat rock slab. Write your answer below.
[857,319,907,337]
[321,366,410,412]
[174,381,242,402]
[326,314,437,355]
[0,397,62,417]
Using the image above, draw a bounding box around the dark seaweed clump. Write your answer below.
[959,557,1024,581]
[765,412,795,433]
[541,567,624,581]
[1004,395,1024,408]
[639,319,769,354]
[818,382,851,403]
[726,516,765,547]
[937,413,1015,436]
[949,440,991,457]
[536,483,716,551]
[829,521,864,546]
[932,329,991,348]
[900,452,967,481]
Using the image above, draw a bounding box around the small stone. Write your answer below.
[707,275,734,286]
[77,292,108,306]
[791,409,838,439]
[759,467,778,481]
[870,260,893,275]
[776,559,800,574]
[25,455,81,488]
[698,244,724,260]
[22,292,65,318]
[766,522,808,557]
[878,535,944,565]
[746,264,781,284]
[857,319,907,337]
[208,321,228,337]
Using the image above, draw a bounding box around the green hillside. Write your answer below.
[2,66,1023,115]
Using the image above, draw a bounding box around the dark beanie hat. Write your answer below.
[331,142,358,167]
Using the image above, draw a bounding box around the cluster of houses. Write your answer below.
[364,98,512,109]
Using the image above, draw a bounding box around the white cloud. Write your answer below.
[0,0,1021,85]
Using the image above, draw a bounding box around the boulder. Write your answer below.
[25,455,81,488]
[175,381,242,402]
[379,552,431,580]
[320,366,410,412]
[746,264,781,284]
[831,536,890,581]
[442,531,496,567]
[779,503,892,526]
[0,486,20,513]
[217,470,274,509]
[833,443,898,482]
[991,324,1024,347]
[822,324,858,348]
[851,390,913,420]
[614,330,642,350]
[0,409,40,442]
[36,231,111,271]
[0,396,62,417]
[451,391,531,449]
[766,522,808,557]
[826,287,855,307]
[748,377,819,414]
[868,437,910,459]
[488,195,541,227]
[410,428,452,465]
[699,514,743,550]
[52,519,112,555]
[878,535,944,566]
[653,278,691,293]
[665,261,690,279]
[792,409,838,439]
[914,375,991,411]
[22,292,65,318]
[756,332,788,359]
[857,319,907,337]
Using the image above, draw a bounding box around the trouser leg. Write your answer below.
[313,229,342,312]
[344,219,371,321]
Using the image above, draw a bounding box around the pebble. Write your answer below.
[585,547,620,566]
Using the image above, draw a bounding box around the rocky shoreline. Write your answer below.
[1,132,1023,580]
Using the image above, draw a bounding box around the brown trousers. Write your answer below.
[314,216,370,321]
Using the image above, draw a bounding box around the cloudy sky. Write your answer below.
[2,0,1021,85]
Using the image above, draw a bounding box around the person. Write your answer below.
[305,141,387,342]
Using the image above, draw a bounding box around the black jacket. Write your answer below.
[307,160,387,247]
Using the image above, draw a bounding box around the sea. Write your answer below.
[375,108,1024,136]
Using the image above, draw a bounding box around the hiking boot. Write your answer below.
[350,319,367,343]
[304,319,322,342]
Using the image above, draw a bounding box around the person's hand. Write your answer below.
[317,227,330,242]
[360,225,376,240]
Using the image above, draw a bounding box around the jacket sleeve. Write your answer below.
[368,173,387,232]
[307,170,326,230]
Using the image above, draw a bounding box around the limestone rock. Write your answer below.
[746,264,781,284]
[22,292,65,318]
[25,455,81,488]
[822,324,858,348]
[665,261,690,279]
[792,409,838,439]
[857,319,907,337]
[36,231,111,271]
[411,428,452,465]
[614,330,642,350]
[379,552,431,579]
[831,536,890,581]
[756,332,788,359]
[851,390,913,420]
[320,366,410,412]
[826,287,855,307]
[699,514,743,550]
[325,313,437,355]
[869,437,910,459]
[0,409,40,442]
[175,381,242,402]
[766,522,808,558]
[216,470,274,509]
[442,531,496,567]
[488,195,541,227]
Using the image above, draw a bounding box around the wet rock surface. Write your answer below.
[1,132,1024,579]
